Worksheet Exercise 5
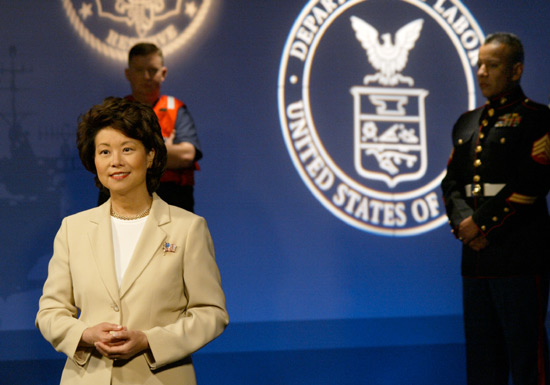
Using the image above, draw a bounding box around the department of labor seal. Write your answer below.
[278,0,484,236]
[62,0,217,61]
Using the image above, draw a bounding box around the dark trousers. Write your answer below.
[463,276,550,385]
[98,182,195,212]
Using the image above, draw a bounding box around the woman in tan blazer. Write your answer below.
[36,97,228,385]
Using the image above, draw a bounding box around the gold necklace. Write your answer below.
[110,206,151,220]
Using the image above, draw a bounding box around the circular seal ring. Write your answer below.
[278,0,484,236]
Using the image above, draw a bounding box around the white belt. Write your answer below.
[465,183,505,197]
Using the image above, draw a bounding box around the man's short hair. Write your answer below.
[128,43,164,65]
[484,32,524,65]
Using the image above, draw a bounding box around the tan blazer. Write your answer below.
[36,194,229,385]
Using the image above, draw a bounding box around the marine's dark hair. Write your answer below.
[484,32,524,64]
[128,42,164,65]
[76,97,167,195]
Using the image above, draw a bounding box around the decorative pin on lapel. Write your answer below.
[163,242,177,253]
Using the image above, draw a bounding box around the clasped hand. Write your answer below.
[458,216,489,251]
[81,322,149,361]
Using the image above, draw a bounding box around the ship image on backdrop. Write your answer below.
[278,0,485,236]
[0,46,76,311]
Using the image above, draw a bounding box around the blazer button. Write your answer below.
[112,304,120,312]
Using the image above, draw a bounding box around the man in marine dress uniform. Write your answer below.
[99,43,202,212]
[442,32,550,384]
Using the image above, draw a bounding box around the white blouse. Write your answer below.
[110,216,148,286]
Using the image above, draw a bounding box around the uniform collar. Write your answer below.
[124,94,160,107]
[485,86,525,109]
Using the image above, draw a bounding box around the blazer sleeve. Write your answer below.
[143,216,229,369]
[35,218,92,366]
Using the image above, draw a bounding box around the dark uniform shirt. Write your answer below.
[441,87,550,277]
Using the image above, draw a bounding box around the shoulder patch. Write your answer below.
[532,133,550,165]
[508,193,537,205]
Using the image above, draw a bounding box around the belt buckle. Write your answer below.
[472,184,482,197]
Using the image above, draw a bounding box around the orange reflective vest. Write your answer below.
[153,95,197,186]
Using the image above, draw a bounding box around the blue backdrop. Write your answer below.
[1,1,549,384]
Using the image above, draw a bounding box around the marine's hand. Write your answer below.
[458,216,479,245]
[468,236,489,251]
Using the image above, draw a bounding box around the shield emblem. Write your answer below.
[351,86,429,188]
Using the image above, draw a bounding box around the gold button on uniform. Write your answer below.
[492,216,498,222]
[504,207,510,213]
[482,119,488,127]
[473,175,480,182]
[476,145,482,153]
[481,225,486,231]
[488,109,495,117]
[479,133,485,140]
[500,137,506,144]
[474,159,482,167]
[458,139,463,145]
[500,97,507,104]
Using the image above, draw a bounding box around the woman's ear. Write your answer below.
[147,149,156,168]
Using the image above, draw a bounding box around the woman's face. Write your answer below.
[94,127,155,198]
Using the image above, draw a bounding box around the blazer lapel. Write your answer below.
[119,194,170,299]
[88,201,120,304]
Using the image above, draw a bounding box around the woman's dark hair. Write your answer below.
[76,97,167,195]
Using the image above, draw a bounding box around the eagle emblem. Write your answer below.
[350,16,424,86]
